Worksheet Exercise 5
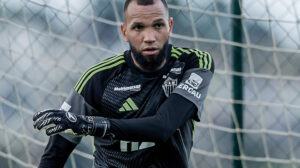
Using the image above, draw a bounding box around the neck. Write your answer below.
[131,53,166,72]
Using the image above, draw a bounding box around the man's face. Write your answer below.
[121,0,173,70]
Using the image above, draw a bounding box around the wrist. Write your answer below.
[91,117,110,137]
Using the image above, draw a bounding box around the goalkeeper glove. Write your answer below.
[33,109,110,137]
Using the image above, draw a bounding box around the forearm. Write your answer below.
[39,134,77,168]
[108,94,197,142]
[105,68,213,142]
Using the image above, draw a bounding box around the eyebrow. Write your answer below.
[152,18,165,24]
[131,22,144,27]
[130,18,165,28]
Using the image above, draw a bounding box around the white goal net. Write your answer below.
[0,0,300,168]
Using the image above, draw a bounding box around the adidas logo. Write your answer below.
[119,98,139,112]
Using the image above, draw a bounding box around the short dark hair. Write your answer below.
[124,0,168,13]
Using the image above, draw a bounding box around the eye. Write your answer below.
[154,23,164,28]
[133,25,144,30]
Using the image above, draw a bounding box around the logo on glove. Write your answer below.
[66,112,77,122]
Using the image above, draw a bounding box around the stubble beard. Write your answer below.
[130,40,169,71]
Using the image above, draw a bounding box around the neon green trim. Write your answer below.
[74,55,124,91]
[75,55,122,90]
[191,49,205,69]
[207,52,212,70]
[171,53,179,59]
[78,60,125,93]
[127,98,138,110]
[123,102,131,111]
[189,49,195,53]
[178,48,191,54]
[171,47,181,55]
[192,49,200,57]
[193,120,196,136]
[194,49,203,55]
[119,107,125,112]
[197,51,204,68]
[203,53,208,69]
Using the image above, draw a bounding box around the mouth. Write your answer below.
[142,47,159,55]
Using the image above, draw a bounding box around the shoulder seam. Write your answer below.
[74,53,125,94]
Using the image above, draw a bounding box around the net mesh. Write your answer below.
[0,0,300,167]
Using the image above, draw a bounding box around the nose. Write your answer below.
[143,29,155,44]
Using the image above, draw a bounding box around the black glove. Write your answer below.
[33,109,110,137]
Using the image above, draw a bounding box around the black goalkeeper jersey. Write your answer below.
[59,44,214,168]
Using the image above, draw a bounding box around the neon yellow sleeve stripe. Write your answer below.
[191,49,200,57]
[190,49,212,70]
[171,53,179,59]
[190,49,204,69]
[202,52,212,70]
[171,47,182,55]
[75,54,124,90]
[207,52,212,70]
[77,60,125,94]
[203,53,208,69]
[74,55,124,91]
[178,48,191,54]
[193,120,196,136]
[197,51,204,69]
[172,47,212,70]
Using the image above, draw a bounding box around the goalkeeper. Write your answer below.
[33,0,214,167]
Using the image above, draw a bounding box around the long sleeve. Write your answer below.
[38,134,77,168]
[109,94,197,143]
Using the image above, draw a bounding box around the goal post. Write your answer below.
[0,0,300,168]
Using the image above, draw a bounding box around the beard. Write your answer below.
[130,41,169,71]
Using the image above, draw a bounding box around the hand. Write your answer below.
[33,109,109,137]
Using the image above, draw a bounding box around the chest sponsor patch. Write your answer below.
[114,84,141,92]
[170,67,182,74]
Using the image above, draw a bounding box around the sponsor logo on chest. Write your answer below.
[114,84,141,92]
[170,67,182,74]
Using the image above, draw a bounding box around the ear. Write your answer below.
[121,23,128,42]
[168,17,173,36]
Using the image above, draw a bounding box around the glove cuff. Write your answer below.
[91,117,110,137]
